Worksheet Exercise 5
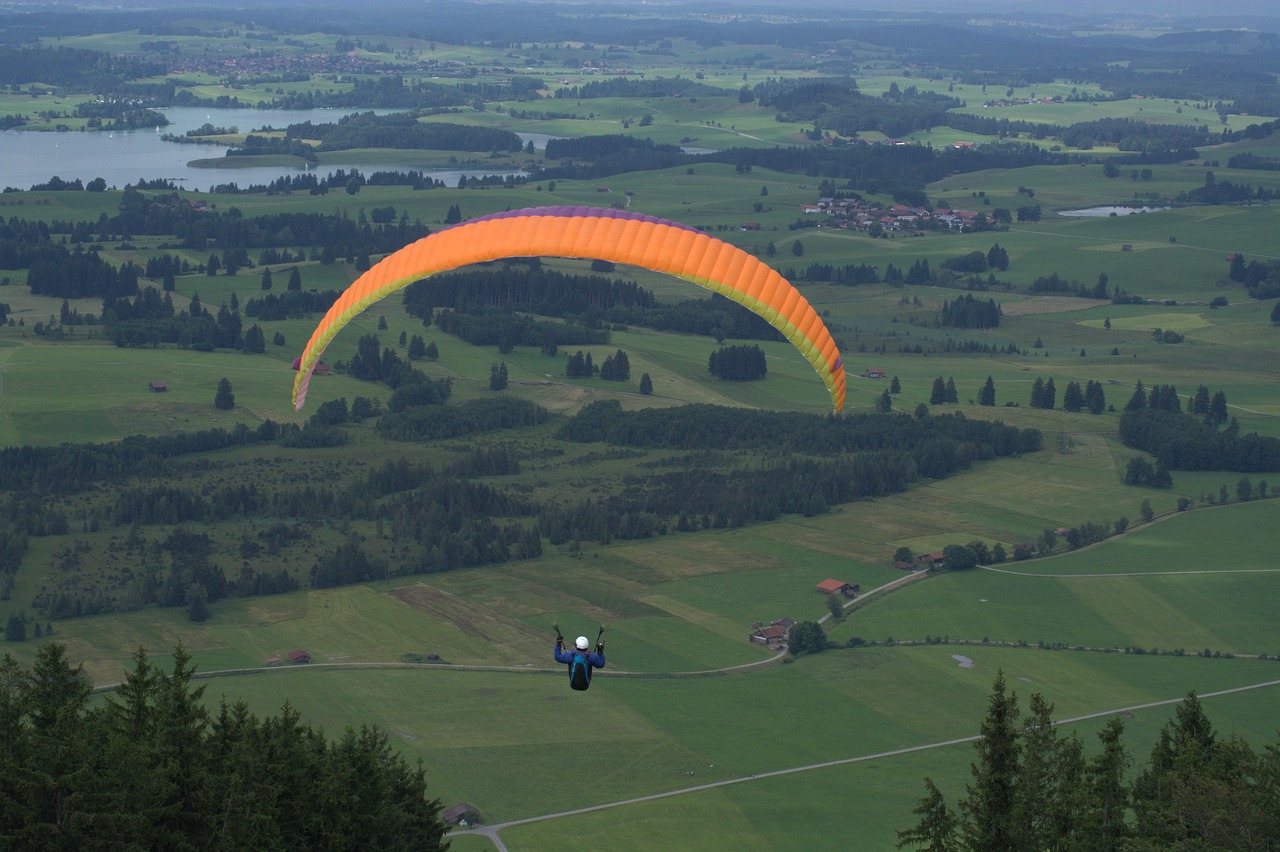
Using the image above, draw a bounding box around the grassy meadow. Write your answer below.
[3,25,1280,849]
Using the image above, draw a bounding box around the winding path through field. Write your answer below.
[452,676,1280,850]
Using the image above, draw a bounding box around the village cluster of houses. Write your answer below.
[981,95,1065,109]
[797,196,984,234]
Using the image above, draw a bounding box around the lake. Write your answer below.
[0,107,528,191]
[1057,205,1170,217]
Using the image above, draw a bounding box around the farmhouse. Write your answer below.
[862,368,886,379]
[749,617,794,646]
[915,551,947,569]
[148,380,167,392]
[442,803,480,827]
[816,578,859,597]
[286,649,312,664]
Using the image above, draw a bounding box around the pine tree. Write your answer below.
[288,266,302,291]
[978,375,996,406]
[260,267,273,291]
[1208,390,1229,424]
[944,377,958,404]
[1062,381,1084,412]
[1085,380,1107,414]
[1228,252,1246,282]
[639,373,653,395]
[930,376,947,405]
[489,361,508,390]
[187,583,210,622]
[214,378,235,410]
[961,670,1021,851]
[1030,376,1046,408]
[1125,380,1148,411]
[1080,717,1132,849]
[243,324,265,354]
[897,778,959,851]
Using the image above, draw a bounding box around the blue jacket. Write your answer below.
[555,643,605,683]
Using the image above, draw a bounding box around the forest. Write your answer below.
[0,644,450,849]
[898,672,1280,851]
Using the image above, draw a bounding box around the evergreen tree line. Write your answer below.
[1029,271,1113,300]
[5,200,432,303]
[897,671,1280,851]
[0,45,164,90]
[766,80,965,140]
[940,294,1003,329]
[377,396,550,442]
[104,287,245,350]
[103,450,524,528]
[25,247,142,300]
[1119,409,1280,473]
[1226,252,1280,300]
[1226,152,1280,172]
[422,285,778,350]
[1057,117,1214,154]
[0,421,286,496]
[408,268,779,344]
[543,133,683,161]
[80,185,428,257]
[403,267,658,317]
[0,644,449,850]
[708,344,767,381]
[279,112,522,154]
[243,288,340,321]
[1179,172,1280,206]
[197,168,451,196]
[554,400,1041,460]
[564,350,597,378]
[535,447,923,544]
[430,306,611,352]
[552,76,735,100]
[1118,380,1280,472]
[797,261,882,285]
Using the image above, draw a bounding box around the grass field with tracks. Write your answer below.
[3,27,1280,846]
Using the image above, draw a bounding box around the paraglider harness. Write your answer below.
[554,623,605,692]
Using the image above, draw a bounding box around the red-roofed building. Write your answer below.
[286,649,311,665]
[816,579,859,597]
[749,618,794,646]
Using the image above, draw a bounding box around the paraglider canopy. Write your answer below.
[291,206,845,412]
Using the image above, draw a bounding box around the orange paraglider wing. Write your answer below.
[292,206,844,412]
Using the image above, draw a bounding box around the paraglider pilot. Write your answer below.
[553,624,606,691]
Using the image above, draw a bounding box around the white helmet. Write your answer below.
[575,636,590,650]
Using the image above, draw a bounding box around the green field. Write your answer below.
[4,13,1280,850]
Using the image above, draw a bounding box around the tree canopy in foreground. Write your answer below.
[897,670,1280,851]
[0,643,450,851]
